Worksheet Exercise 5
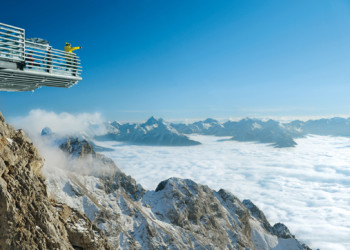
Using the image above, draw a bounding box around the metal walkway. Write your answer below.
[0,22,82,92]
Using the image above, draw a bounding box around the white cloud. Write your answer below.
[8,109,113,178]
[9,109,106,138]
[95,135,350,250]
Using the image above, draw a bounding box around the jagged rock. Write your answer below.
[60,137,95,158]
[144,178,255,248]
[0,112,112,250]
[59,137,145,201]
[54,203,111,250]
[243,199,272,231]
[271,222,294,239]
[44,124,311,249]
[243,200,313,249]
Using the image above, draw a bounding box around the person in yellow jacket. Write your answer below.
[64,42,82,76]
[64,42,82,53]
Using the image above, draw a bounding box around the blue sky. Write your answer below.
[1,0,350,121]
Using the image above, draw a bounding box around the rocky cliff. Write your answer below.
[0,112,112,250]
[45,136,311,249]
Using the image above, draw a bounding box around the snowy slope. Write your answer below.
[97,116,201,146]
[44,137,310,249]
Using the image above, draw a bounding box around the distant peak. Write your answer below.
[41,127,53,136]
[203,118,218,124]
[111,121,121,127]
[145,116,161,125]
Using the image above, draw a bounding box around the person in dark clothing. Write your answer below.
[46,47,52,73]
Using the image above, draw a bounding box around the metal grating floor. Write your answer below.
[0,68,82,92]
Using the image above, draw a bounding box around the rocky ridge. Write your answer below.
[0,112,112,250]
[44,135,311,249]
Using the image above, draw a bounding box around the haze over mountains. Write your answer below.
[95,116,350,148]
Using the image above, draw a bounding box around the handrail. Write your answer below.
[0,50,24,57]
[0,22,82,83]
[0,41,23,48]
[0,31,25,40]
[0,26,24,35]
[50,47,82,59]
[25,46,81,61]
[0,23,25,62]
[24,44,82,76]
[25,44,81,61]
[24,54,82,67]
[0,23,24,31]
[0,36,25,44]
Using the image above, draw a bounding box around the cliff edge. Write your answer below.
[0,112,112,250]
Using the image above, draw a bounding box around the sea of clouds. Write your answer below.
[9,110,350,250]
[96,135,350,250]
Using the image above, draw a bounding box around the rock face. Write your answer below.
[0,112,112,250]
[46,137,311,249]
[96,116,201,146]
[60,137,95,158]
[58,137,145,201]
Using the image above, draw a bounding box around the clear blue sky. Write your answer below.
[1,0,350,121]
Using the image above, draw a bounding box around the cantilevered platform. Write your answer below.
[0,22,82,92]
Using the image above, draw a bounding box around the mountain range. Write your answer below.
[96,116,201,146]
[0,112,310,249]
[95,116,350,148]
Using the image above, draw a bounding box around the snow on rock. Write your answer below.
[173,118,299,148]
[0,112,112,249]
[96,116,201,146]
[43,137,311,249]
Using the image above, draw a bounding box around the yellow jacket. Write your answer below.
[64,44,81,53]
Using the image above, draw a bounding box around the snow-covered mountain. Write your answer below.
[226,118,298,148]
[172,118,227,135]
[43,116,350,149]
[44,137,310,249]
[172,116,350,147]
[96,116,201,146]
[173,118,299,148]
[285,117,350,137]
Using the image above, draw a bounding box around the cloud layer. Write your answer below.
[96,135,350,250]
[9,109,106,138]
[9,110,349,249]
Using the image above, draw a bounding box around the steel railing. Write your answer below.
[0,22,82,78]
[0,23,25,62]
[25,41,82,77]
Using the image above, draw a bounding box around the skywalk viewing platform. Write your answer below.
[0,22,82,92]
